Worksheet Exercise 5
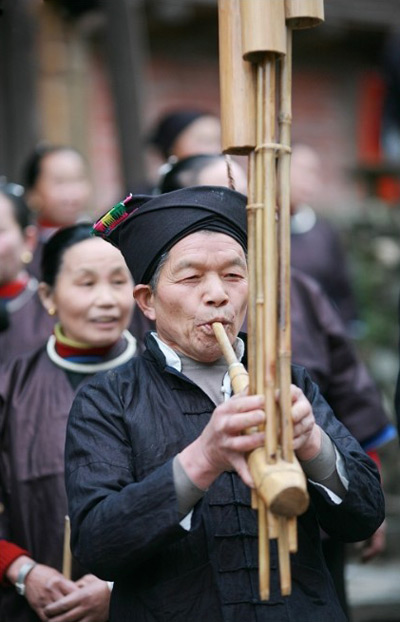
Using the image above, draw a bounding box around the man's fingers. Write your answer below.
[223,409,265,434]
[220,393,264,413]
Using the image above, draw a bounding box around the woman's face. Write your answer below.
[28,150,91,226]
[171,116,222,160]
[43,238,134,347]
[0,193,35,285]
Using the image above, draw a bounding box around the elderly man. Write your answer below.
[65,186,384,622]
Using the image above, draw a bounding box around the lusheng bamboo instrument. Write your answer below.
[217,0,324,600]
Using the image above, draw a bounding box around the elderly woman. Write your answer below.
[0,185,55,364]
[0,223,136,622]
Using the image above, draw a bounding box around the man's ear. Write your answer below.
[134,284,156,321]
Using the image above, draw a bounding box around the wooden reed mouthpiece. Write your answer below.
[213,321,249,394]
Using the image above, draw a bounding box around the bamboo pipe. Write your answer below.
[212,322,249,394]
[218,0,256,154]
[277,22,293,464]
[239,0,301,600]
[277,0,325,462]
[240,0,286,61]
[62,515,72,579]
[285,0,324,29]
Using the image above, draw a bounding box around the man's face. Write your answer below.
[146,231,248,363]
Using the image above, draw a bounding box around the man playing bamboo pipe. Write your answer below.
[65,186,384,622]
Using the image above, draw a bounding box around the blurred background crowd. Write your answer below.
[1,1,400,621]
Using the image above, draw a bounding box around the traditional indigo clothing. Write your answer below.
[65,333,384,622]
[0,333,136,622]
[291,269,394,449]
[0,277,55,365]
[291,208,358,330]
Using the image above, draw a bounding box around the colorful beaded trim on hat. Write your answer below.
[92,194,134,237]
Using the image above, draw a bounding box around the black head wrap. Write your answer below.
[92,186,247,285]
[149,110,211,159]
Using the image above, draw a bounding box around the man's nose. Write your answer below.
[204,275,229,306]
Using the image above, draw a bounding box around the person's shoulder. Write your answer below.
[291,266,323,295]
[0,343,49,402]
[0,342,48,379]
[290,361,311,385]
[74,354,149,402]
[290,362,320,399]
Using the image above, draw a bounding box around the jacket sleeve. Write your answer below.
[293,364,385,542]
[64,371,187,580]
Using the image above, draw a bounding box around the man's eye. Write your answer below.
[225,273,242,279]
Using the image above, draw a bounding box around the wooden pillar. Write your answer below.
[35,1,90,159]
[101,0,147,190]
[0,0,39,183]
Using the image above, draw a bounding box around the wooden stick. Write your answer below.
[277,516,291,595]
[62,515,72,579]
[212,322,249,394]
[277,25,294,463]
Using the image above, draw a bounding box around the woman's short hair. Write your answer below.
[23,144,84,190]
[41,222,93,287]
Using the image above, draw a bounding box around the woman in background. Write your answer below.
[0,184,54,364]
[0,223,136,622]
[23,144,91,278]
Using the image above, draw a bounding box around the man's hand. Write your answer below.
[179,384,322,490]
[290,384,322,462]
[179,392,266,490]
[43,574,110,622]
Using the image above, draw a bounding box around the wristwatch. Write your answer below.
[15,561,37,596]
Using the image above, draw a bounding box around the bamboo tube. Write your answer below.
[285,0,324,29]
[288,516,298,553]
[277,23,294,463]
[218,0,256,154]
[240,0,286,62]
[246,150,257,396]
[258,498,270,600]
[212,322,249,394]
[259,58,279,463]
[62,515,72,579]
[277,516,291,595]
